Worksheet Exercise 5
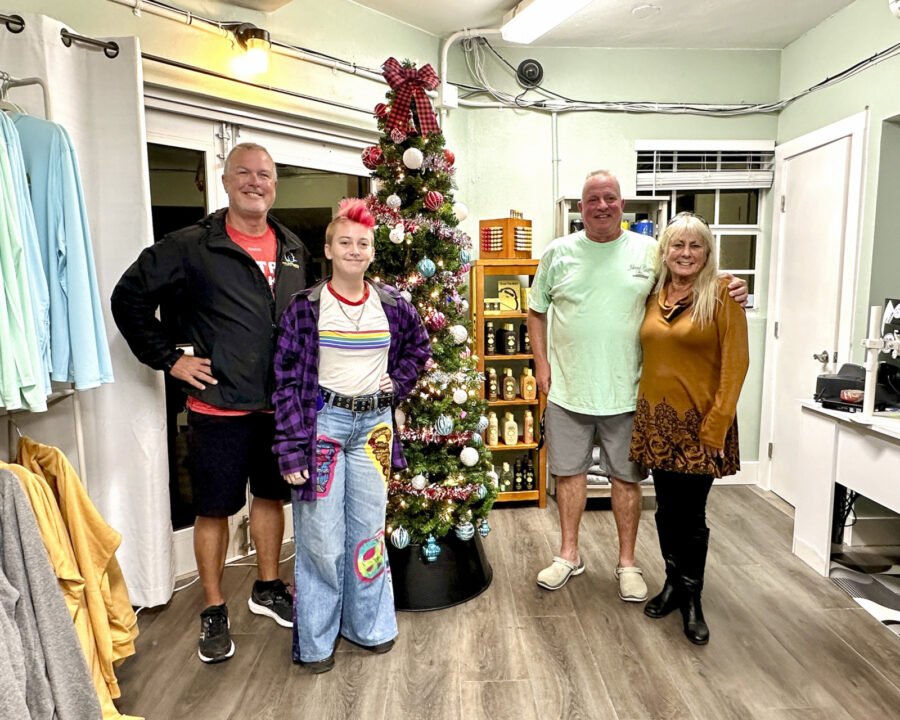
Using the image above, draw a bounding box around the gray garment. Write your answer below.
[0,468,101,720]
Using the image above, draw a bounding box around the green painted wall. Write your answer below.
[870,119,900,316]
[778,0,900,358]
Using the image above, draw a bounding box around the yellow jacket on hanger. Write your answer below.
[11,437,141,720]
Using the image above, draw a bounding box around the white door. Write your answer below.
[758,112,867,506]
[143,106,373,577]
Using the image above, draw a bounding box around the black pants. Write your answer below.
[652,469,714,590]
[652,469,714,531]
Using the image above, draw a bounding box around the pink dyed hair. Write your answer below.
[325,198,376,245]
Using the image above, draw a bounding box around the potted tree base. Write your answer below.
[388,533,492,611]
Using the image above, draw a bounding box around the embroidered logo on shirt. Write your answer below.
[355,531,386,582]
[365,423,393,485]
[628,263,651,279]
[282,250,299,268]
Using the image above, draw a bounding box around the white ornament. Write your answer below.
[402,147,424,170]
[487,470,499,486]
[394,408,406,426]
[476,415,489,432]
[389,227,405,244]
[460,299,469,314]
[460,447,479,467]
[449,325,468,345]
[453,202,469,221]
[452,388,468,404]
[400,290,412,303]
[411,474,428,490]
[390,526,410,549]
[386,194,402,209]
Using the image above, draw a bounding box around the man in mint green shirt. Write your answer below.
[528,170,745,600]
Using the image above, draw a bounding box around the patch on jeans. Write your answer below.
[355,530,386,582]
[315,436,341,497]
[365,423,392,485]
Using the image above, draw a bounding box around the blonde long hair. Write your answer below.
[654,213,720,328]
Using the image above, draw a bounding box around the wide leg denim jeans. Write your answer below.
[291,402,397,662]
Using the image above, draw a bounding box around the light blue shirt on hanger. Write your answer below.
[13,113,113,390]
[0,111,51,397]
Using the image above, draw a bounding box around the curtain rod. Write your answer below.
[0,13,24,33]
[60,28,120,58]
[141,52,372,116]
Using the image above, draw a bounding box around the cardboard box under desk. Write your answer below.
[478,218,532,259]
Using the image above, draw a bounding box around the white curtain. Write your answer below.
[0,12,173,607]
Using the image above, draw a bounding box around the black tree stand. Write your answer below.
[388,533,493,611]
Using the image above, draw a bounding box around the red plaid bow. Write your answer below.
[382,57,441,136]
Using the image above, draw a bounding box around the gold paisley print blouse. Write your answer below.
[629,278,749,478]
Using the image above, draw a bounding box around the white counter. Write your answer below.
[791,401,900,575]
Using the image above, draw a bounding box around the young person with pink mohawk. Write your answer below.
[272,198,430,673]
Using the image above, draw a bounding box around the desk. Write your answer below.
[792,401,900,575]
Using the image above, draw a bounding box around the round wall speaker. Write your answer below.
[516,59,544,88]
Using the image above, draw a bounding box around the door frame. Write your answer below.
[757,110,868,494]
[144,89,376,578]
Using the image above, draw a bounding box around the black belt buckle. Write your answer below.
[351,396,375,412]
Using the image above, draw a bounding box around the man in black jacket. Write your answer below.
[112,143,310,664]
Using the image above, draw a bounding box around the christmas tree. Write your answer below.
[363,57,497,556]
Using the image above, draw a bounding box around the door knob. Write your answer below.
[812,350,830,363]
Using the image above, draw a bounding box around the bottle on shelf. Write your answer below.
[485,321,496,355]
[487,412,499,446]
[503,411,518,445]
[518,324,531,353]
[523,409,534,445]
[503,323,517,355]
[501,368,517,401]
[486,368,498,401]
[525,459,535,490]
[520,368,537,401]
[499,462,513,491]
[514,459,523,491]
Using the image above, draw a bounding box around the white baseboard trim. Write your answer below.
[792,535,830,577]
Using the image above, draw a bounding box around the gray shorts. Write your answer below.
[544,401,647,483]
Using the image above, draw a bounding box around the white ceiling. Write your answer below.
[347,0,857,50]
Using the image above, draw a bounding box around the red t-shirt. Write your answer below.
[187,223,277,416]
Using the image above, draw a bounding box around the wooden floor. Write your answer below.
[115,487,900,720]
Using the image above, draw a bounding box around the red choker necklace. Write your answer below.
[327,282,369,306]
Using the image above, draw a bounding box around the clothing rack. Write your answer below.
[0,70,52,118]
[3,391,87,482]
[0,61,86,483]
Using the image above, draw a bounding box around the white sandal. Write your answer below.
[537,556,585,590]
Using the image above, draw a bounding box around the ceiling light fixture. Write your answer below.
[500,0,593,45]
[226,22,271,74]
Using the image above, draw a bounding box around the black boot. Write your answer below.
[645,510,681,619]
[679,527,710,645]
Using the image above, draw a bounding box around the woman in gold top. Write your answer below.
[629,212,749,645]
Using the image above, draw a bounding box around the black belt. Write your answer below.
[320,387,393,412]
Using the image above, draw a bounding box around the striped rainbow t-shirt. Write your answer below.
[318,282,391,396]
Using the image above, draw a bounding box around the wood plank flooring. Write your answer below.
[114,487,900,720]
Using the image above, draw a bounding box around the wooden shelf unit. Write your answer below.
[472,258,546,507]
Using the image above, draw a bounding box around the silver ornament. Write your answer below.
[386,194,402,209]
[389,227,405,244]
[453,388,469,404]
[390,526,410,549]
[411,474,428,490]
[460,446,479,467]
[402,147,424,170]
[449,324,468,345]
[455,522,475,541]
[471,432,483,445]
[435,414,453,435]
[476,415,489,432]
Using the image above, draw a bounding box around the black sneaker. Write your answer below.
[248,579,293,628]
[198,604,234,664]
[295,652,335,674]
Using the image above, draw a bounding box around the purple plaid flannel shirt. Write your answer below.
[272,280,431,502]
